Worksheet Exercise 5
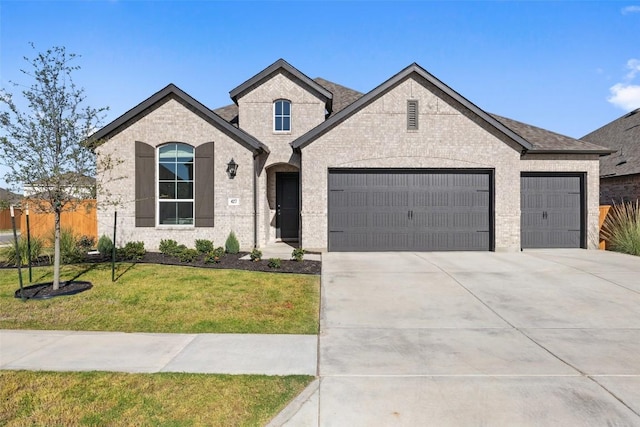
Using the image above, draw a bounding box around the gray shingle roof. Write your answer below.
[490,114,612,154]
[313,78,363,116]
[582,108,640,177]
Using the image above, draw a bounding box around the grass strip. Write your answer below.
[0,263,319,334]
[0,371,313,426]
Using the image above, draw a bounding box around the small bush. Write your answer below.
[268,258,281,269]
[77,235,95,251]
[117,241,146,261]
[291,248,305,262]
[97,235,114,255]
[204,246,225,264]
[195,239,214,254]
[50,228,84,264]
[225,231,240,254]
[159,239,179,256]
[250,248,262,262]
[601,200,640,256]
[178,248,200,263]
[2,236,44,266]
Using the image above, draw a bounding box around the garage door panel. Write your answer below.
[329,170,492,251]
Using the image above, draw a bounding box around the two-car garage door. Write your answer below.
[327,169,585,251]
[328,169,492,251]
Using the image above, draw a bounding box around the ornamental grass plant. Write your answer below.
[601,200,640,256]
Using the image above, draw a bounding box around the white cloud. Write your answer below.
[607,58,640,110]
[608,83,640,110]
[622,5,640,14]
[625,58,640,79]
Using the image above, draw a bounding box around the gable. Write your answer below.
[292,63,533,152]
[89,84,268,155]
[229,59,332,112]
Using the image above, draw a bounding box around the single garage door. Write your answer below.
[521,174,585,248]
[328,169,492,251]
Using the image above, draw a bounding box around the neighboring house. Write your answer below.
[23,173,96,199]
[91,59,609,252]
[582,108,640,205]
[0,187,21,206]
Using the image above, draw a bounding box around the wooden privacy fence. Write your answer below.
[599,205,611,250]
[19,199,97,244]
[0,207,22,230]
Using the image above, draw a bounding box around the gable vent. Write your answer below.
[407,100,419,130]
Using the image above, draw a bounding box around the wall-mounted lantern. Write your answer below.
[226,158,238,179]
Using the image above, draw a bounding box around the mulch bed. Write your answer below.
[14,280,93,300]
[138,252,321,275]
[2,252,321,275]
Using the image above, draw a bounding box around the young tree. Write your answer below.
[0,45,108,290]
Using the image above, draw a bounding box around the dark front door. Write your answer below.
[276,172,300,240]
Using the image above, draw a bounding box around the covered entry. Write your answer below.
[520,173,585,248]
[328,169,493,251]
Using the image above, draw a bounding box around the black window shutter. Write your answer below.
[195,142,214,227]
[407,100,419,130]
[135,141,156,227]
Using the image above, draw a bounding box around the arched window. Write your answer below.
[158,143,194,225]
[274,99,291,132]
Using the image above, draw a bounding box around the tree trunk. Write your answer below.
[53,210,61,290]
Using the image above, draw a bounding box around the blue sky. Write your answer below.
[1,0,639,189]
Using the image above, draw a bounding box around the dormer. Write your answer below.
[229,59,333,149]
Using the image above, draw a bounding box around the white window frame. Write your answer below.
[156,142,195,227]
[273,99,291,132]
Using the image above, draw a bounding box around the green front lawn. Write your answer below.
[1,371,313,426]
[0,263,319,334]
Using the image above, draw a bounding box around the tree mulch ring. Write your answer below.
[14,281,93,300]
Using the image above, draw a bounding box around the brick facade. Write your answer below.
[600,175,640,205]
[236,72,325,246]
[97,96,256,251]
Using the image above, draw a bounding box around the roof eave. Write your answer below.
[524,149,615,156]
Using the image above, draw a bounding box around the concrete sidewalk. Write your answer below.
[0,330,317,376]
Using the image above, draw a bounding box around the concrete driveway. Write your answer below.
[313,249,640,426]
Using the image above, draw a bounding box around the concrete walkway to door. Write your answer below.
[274,249,640,426]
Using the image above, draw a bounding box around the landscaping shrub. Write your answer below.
[117,241,146,261]
[77,235,95,251]
[2,236,44,266]
[204,246,225,264]
[49,228,84,264]
[250,248,262,262]
[159,239,179,256]
[268,258,281,269]
[225,231,240,254]
[195,239,214,254]
[601,200,640,256]
[178,248,200,263]
[291,248,305,262]
[97,235,114,256]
